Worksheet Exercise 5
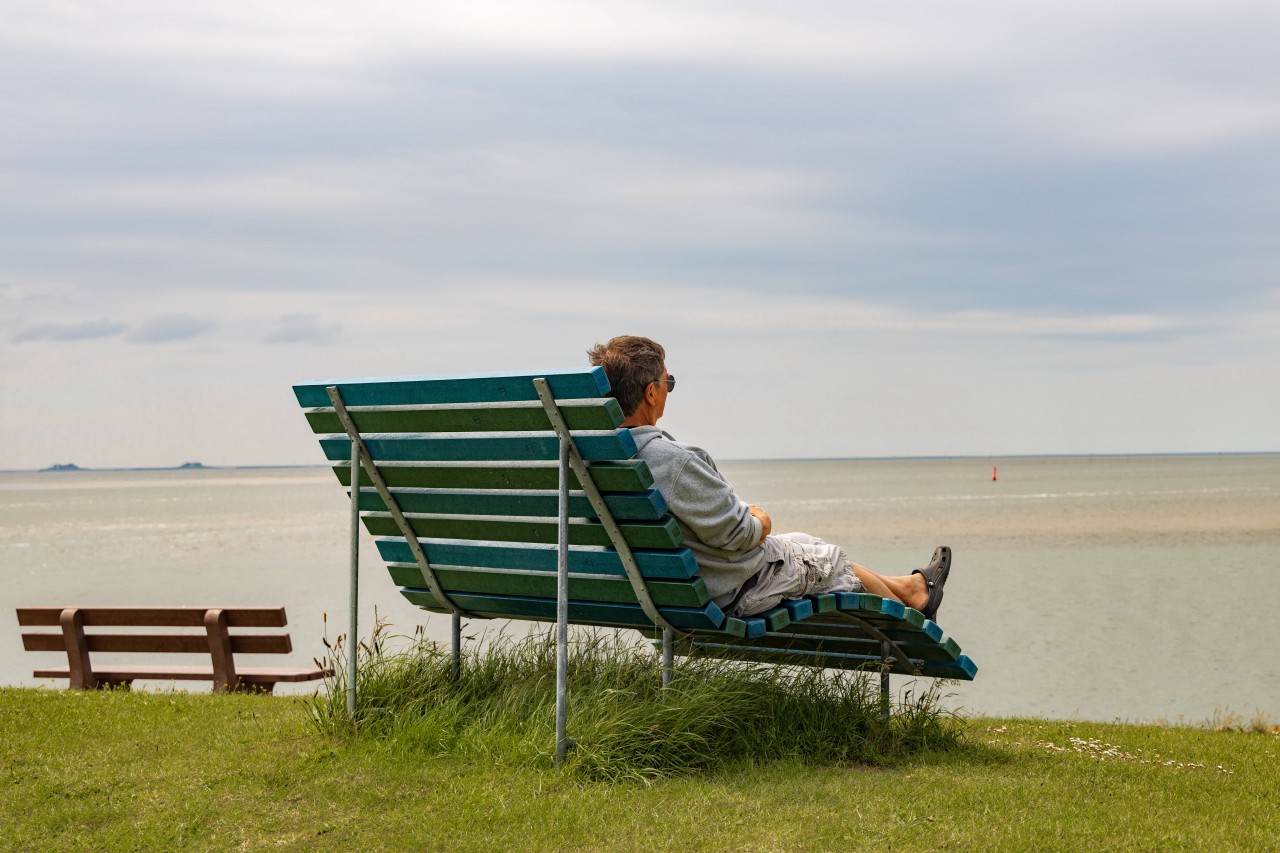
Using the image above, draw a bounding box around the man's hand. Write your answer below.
[748,504,772,546]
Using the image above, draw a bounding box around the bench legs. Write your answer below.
[661,628,674,691]
[880,641,891,723]
[451,612,461,679]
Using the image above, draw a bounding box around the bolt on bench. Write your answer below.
[18,606,329,693]
[294,367,977,762]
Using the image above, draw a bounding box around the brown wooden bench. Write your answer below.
[17,606,329,693]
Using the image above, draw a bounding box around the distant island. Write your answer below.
[38,461,211,472]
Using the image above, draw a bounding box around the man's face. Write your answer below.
[652,367,670,422]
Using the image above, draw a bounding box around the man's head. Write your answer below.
[586,335,670,424]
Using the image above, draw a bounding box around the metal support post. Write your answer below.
[347,437,360,719]
[451,612,461,679]
[661,628,674,692]
[880,640,891,723]
[554,437,571,767]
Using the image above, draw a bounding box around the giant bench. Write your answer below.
[294,368,977,760]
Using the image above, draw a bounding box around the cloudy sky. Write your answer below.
[2,1,1277,468]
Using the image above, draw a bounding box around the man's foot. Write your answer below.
[912,546,951,621]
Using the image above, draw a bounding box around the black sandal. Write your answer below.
[912,545,951,621]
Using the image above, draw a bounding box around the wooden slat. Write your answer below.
[32,665,328,683]
[744,630,963,663]
[355,488,668,520]
[305,399,623,435]
[385,565,709,607]
[293,367,609,408]
[319,431,637,463]
[16,607,288,628]
[362,515,684,549]
[373,540,698,579]
[22,633,292,655]
[399,589,726,631]
[334,460,654,492]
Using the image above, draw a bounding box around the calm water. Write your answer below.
[2,455,1277,723]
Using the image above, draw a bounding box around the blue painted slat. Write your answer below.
[399,589,725,631]
[294,367,609,408]
[319,431,637,463]
[374,540,698,579]
[782,599,814,622]
[356,487,667,520]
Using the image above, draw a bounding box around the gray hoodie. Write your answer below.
[629,426,766,608]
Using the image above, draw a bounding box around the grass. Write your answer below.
[307,624,959,780]
[2,631,1278,851]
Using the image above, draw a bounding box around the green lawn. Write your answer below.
[2,687,1277,851]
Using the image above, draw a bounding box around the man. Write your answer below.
[587,335,951,620]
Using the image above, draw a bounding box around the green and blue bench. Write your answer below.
[294,368,976,757]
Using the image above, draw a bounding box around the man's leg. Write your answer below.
[850,564,928,612]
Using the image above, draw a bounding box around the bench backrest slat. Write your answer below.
[334,460,654,492]
[304,399,624,435]
[22,633,293,655]
[16,607,288,628]
[373,540,698,579]
[317,431,637,463]
[355,487,667,520]
[293,368,609,408]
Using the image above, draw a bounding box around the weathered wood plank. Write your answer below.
[305,399,623,435]
[355,487,667,520]
[15,607,288,628]
[319,431,637,463]
[385,565,709,607]
[362,514,684,549]
[294,367,609,408]
[373,539,698,579]
[333,460,654,492]
[21,633,292,655]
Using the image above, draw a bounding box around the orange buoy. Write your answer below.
[992,466,998,482]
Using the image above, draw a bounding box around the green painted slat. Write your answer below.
[333,460,654,492]
[733,630,962,663]
[670,642,977,680]
[356,488,667,520]
[374,540,698,579]
[320,431,636,463]
[294,367,609,408]
[305,399,623,434]
[781,617,951,650]
[386,565,709,607]
[399,589,725,631]
[362,515,684,549]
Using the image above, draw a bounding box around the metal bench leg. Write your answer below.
[661,628,674,692]
[451,612,461,679]
[555,437,571,767]
[880,640,891,723]
[347,436,360,718]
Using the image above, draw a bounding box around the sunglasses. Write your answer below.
[652,373,676,392]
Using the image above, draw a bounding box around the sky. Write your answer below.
[2,1,1277,468]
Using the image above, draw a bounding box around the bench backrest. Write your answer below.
[17,606,295,655]
[293,369,728,633]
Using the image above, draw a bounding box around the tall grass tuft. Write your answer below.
[307,621,962,780]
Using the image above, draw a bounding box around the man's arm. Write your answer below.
[664,453,764,553]
[748,504,771,546]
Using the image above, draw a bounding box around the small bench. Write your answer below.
[18,606,329,693]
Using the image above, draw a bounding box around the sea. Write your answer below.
[2,454,1277,724]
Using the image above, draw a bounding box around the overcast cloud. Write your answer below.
[1,1,1276,468]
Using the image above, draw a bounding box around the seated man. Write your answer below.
[588,335,952,620]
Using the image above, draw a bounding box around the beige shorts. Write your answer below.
[729,532,862,617]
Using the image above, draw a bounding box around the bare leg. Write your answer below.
[851,563,928,611]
